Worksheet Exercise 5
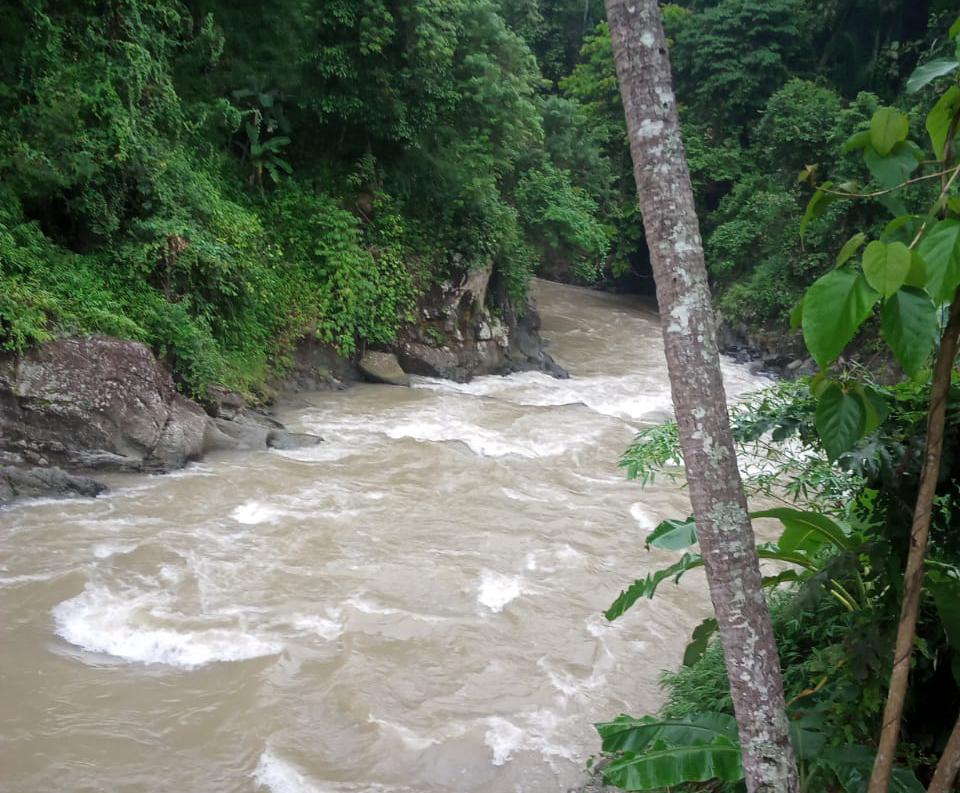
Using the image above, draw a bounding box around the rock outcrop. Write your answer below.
[0,336,208,472]
[395,265,567,382]
[0,466,107,504]
[0,336,323,504]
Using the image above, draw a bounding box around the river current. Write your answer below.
[0,280,768,793]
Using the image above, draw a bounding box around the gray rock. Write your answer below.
[209,417,271,450]
[396,342,471,382]
[202,384,247,419]
[0,466,107,504]
[0,336,208,472]
[266,430,323,450]
[358,351,410,387]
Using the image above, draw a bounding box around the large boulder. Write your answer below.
[0,336,207,471]
[358,351,410,386]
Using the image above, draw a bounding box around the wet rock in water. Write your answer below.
[0,336,207,472]
[203,411,322,452]
[265,430,323,450]
[358,351,410,387]
[0,466,107,505]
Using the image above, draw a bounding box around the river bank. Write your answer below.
[0,272,567,507]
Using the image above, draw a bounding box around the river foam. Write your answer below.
[53,584,282,668]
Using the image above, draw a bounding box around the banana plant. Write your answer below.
[606,507,868,665]
[594,711,924,792]
[244,119,292,187]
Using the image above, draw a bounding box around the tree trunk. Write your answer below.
[870,291,960,793]
[603,2,799,791]
[929,710,960,793]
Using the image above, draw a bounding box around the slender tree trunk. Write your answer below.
[603,2,799,791]
[929,711,960,793]
[870,291,960,793]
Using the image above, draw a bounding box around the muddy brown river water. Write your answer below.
[0,280,769,793]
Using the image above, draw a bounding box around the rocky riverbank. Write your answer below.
[0,281,564,506]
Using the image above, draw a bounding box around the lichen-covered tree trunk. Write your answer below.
[603,2,799,791]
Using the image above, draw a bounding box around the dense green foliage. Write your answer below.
[5,0,953,395]
[560,0,957,324]
[0,0,616,395]
[606,373,960,790]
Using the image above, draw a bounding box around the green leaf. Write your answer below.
[928,575,960,684]
[863,142,921,188]
[926,86,960,161]
[597,714,744,791]
[645,517,698,550]
[683,618,718,667]
[602,741,744,791]
[825,745,925,793]
[917,219,960,303]
[816,383,867,460]
[756,545,820,572]
[802,269,879,368]
[904,250,928,288]
[789,716,827,762]
[880,287,938,377]
[800,181,839,241]
[882,215,921,245]
[789,297,804,330]
[605,553,704,620]
[597,712,739,754]
[836,233,867,267]
[762,569,801,588]
[952,16,960,38]
[855,383,889,434]
[862,240,911,297]
[870,107,909,156]
[751,507,853,554]
[906,58,959,93]
[841,130,871,154]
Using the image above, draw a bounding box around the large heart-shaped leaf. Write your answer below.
[862,240,911,297]
[815,382,867,460]
[864,142,921,188]
[870,107,909,156]
[880,287,938,377]
[802,269,879,368]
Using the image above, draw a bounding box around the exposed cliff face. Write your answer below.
[395,265,567,382]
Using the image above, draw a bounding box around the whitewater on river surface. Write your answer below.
[0,280,769,792]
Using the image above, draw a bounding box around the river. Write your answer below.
[0,280,769,793]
